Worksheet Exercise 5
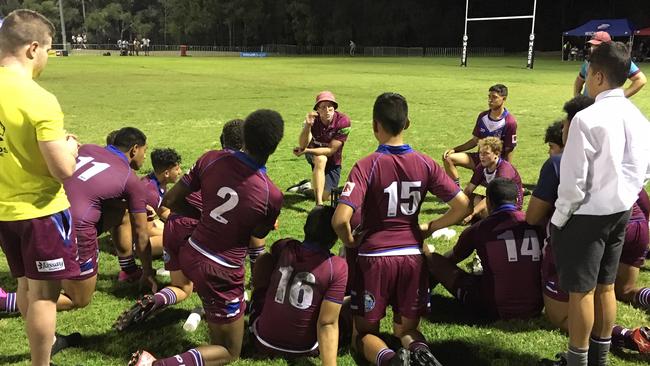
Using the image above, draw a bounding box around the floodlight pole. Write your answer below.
[58,0,67,52]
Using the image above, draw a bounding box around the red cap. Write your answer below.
[588,31,611,45]
[313,91,338,110]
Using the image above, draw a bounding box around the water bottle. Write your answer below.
[183,307,205,332]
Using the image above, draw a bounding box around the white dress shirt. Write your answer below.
[552,88,650,228]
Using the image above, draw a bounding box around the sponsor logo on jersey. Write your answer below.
[364,291,375,312]
[36,258,65,272]
[341,182,355,197]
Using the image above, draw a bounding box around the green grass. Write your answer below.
[1,55,650,365]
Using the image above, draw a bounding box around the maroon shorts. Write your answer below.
[251,319,319,359]
[352,254,429,322]
[451,272,501,319]
[163,214,198,271]
[178,241,245,324]
[68,229,99,280]
[0,209,80,280]
[541,244,569,303]
[344,247,358,294]
[619,220,649,268]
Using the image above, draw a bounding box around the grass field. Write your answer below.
[1,55,650,366]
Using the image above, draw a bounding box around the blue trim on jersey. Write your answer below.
[105,145,129,164]
[234,150,267,173]
[50,209,73,247]
[337,199,357,210]
[147,172,164,198]
[484,158,503,175]
[376,144,413,155]
[491,204,517,215]
[363,245,421,255]
[486,108,509,122]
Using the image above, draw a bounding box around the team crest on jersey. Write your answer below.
[363,291,375,312]
[512,134,517,144]
[162,249,170,263]
[341,182,355,197]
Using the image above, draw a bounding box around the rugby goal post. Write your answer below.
[461,0,538,69]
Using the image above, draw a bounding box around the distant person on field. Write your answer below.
[0,9,80,365]
[573,31,646,98]
[443,84,517,186]
[349,40,356,56]
[292,91,351,205]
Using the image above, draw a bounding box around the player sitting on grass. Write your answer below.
[443,84,517,186]
[332,92,469,366]
[426,178,544,320]
[291,91,351,205]
[114,119,256,331]
[461,137,523,224]
[129,110,284,366]
[58,127,155,311]
[248,205,347,365]
[141,148,183,256]
[526,102,650,357]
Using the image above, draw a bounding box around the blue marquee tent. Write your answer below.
[563,18,635,37]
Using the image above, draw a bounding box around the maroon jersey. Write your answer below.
[141,173,164,211]
[472,109,518,155]
[338,144,460,254]
[64,144,147,234]
[470,158,523,209]
[183,149,282,268]
[254,239,347,352]
[309,111,351,167]
[453,207,543,319]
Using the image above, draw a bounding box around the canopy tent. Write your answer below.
[561,19,635,60]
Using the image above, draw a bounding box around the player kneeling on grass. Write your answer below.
[114,119,267,331]
[141,148,183,256]
[461,137,523,225]
[130,110,284,366]
[248,205,348,365]
[426,178,543,320]
[332,92,469,366]
[442,84,517,186]
[526,110,650,357]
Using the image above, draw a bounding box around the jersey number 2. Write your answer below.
[209,187,239,224]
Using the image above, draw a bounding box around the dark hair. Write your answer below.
[486,178,518,207]
[373,92,409,136]
[304,205,337,249]
[112,127,147,152]
[563,95,594,122]
[544,121,564,148]
[151,148,181,173]
[588,41,631,87]
[220,119,244,150]
[489,84,508,97]
[243,109,284,161]
[0,9,55,53]
[106,130,120,146]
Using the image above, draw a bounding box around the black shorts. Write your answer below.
[305,154,341,193]
[551,210,631,293]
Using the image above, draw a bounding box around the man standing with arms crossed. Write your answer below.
[550,42,650,366]
[0,9,80,366]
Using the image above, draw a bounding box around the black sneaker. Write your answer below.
[538,353,567,366]
[390,348,411,366]
[50,332,82,356]
[113,294,158,331]
[411,347,443,366]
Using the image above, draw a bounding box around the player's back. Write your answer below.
[341,145,459,254]
[473,208,543,319]
[186,149,282,268]
[255,239,347,352]
[64,144,143,232]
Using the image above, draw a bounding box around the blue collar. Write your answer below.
[491,203,517,215]
[485,158,502,174]
[106,145,129,164]
[234,150,267,173]
[148,172,164,196]
[302,240,330,254]
[376,144,413,155]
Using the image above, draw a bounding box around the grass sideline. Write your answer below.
[1,55,649,366]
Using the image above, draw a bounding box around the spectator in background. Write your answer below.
[349,40,356,56]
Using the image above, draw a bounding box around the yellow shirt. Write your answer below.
[0,67,70,221]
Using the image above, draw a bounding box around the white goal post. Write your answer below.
[461,0,538,69]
